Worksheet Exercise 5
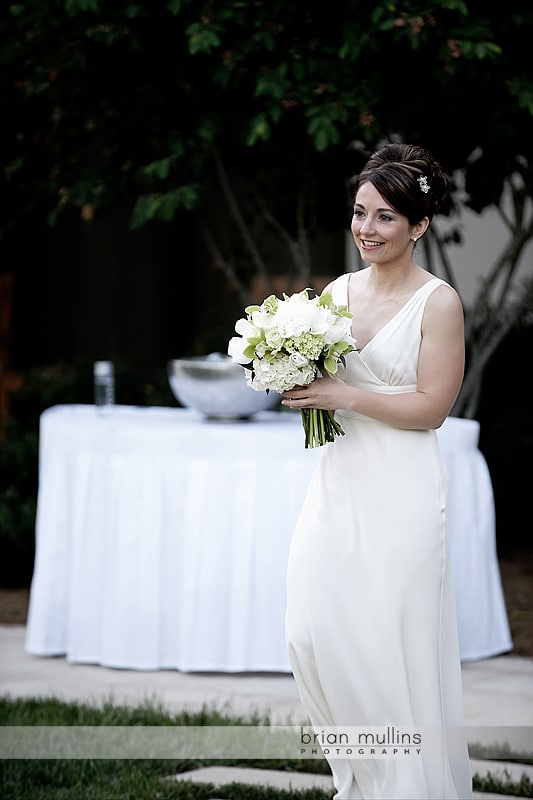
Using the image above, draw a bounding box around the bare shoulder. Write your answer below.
[423,282,464,338]
[426,282,463,317]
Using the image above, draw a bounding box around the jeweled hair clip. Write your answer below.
[418,175,430,194]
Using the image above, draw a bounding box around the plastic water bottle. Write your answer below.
[93,361,115,409]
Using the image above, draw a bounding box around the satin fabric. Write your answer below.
[286,273,473,799]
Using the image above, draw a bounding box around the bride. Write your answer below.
[284,143,472,799]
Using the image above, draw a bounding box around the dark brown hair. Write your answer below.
[353,143,451,224]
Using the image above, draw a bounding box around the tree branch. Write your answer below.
[199,222,251,309]
[210,145,270,283]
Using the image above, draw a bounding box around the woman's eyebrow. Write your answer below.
[354,203,394,213]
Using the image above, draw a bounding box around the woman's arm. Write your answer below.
[282,285,465,430]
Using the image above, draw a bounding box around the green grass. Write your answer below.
[0,696,331,800]
[469,739,533,766]
[473,768,533,797]
[1,696,532,799]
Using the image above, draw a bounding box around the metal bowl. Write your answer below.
[167,353,281,420]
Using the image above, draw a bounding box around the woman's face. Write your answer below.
[351,181,414,264]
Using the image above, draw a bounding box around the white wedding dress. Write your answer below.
[285,273,472,799]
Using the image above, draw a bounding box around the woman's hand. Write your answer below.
[282,374,350,412]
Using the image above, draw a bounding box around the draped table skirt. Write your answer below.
[25,405,512,671]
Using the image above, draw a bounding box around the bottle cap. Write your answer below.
[93,361,114,377]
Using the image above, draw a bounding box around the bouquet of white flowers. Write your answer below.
[227,288,356,448]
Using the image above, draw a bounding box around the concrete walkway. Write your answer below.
[1,625,532,798]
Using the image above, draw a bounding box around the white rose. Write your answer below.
[265,328,284,352]
[289,352,310,368]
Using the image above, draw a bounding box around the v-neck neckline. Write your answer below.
[347,274,440,354]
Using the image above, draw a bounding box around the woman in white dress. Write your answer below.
[283,143,472,799]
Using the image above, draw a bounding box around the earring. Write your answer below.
[412,237,418,242]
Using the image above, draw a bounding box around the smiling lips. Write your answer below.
[361,239,383,248]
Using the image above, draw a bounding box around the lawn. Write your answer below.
[1,697,532,799]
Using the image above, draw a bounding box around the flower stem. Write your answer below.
[301,409,346,448]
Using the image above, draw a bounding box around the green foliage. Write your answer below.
[509,74,533,113]
[1,1,532,515]
[186,20,222,54]
[2,0,533,232]
[306,106,349,152]
[246,113,272,146]
[65,0,101,13]
[131,185,201,228]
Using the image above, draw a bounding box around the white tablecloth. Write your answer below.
[437,416,513,661]
[25,405,512,671]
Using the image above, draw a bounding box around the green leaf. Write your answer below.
[509,76,533,114]
[255,65,288,100]
[246,113,271,145]
[307,114,340,151]
[142,154,180,181]
[461,40,502,60]
[186,22,221,54]
[125,4,143,19]
[130,185,200,228]
[243,343,257,360]
[166,0,185,14]
[64,0,101,15]
[323,356,338,374]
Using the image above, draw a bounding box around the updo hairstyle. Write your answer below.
[353,143,451,225]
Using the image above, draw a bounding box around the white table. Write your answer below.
[25,405,512,671]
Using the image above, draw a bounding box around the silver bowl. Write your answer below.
[167,353,281,420]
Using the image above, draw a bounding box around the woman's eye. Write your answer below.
[379,214,393,222]
[353,209,364,218]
